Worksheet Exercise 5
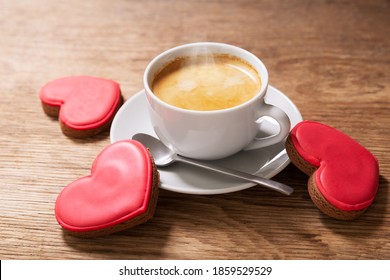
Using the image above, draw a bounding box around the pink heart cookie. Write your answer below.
[55,140,160,237]
[40,76,122,138]
[286,120,379,220]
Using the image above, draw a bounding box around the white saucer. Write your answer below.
[110,86,303,195]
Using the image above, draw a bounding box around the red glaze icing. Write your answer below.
[290,121,379,211]
[55,140,154,232]
[40,76,121,130]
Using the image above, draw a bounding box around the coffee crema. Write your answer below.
[152,54,261,111]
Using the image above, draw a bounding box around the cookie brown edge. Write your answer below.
[41,101,60,118]
[285,135,317,176]
[285,135,366,220]
[41,95,123,138]
[63,149,160,238]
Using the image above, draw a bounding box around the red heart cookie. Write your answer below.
[40,76,122,138]
[286,120,379,220]
[55,140,159,237]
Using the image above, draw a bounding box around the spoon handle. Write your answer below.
[174,155,294,195]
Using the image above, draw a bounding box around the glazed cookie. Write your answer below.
[55,140,160,237]
[40,76,122,138]
[286,120,379,220]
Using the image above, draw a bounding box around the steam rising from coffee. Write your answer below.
[152,49,261,111]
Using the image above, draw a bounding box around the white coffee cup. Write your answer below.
[143,42,291,160]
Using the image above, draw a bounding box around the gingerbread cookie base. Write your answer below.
[65,151,159,238]
[55,140,160,237]
[286,136,366,220]
[285,120,379,220]
[40,76,123,138]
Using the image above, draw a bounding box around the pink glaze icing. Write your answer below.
[290,120,379,211]
[55,140,154,232]
[40,76,121,130]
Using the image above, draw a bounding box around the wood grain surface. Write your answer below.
[0,0,389,260]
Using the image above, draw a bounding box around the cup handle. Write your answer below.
[243,103,291,150]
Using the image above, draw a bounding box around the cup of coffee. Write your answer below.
[143,42,291,160]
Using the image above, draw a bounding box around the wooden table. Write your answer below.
[1,0,389,260]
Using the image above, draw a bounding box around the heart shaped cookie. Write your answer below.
[286,121,379,220]
[55,140,160,237]
[40,76,122,138]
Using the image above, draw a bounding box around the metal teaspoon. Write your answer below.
[132,133,294,196]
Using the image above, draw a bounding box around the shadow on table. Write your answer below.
[62,200,172,259]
